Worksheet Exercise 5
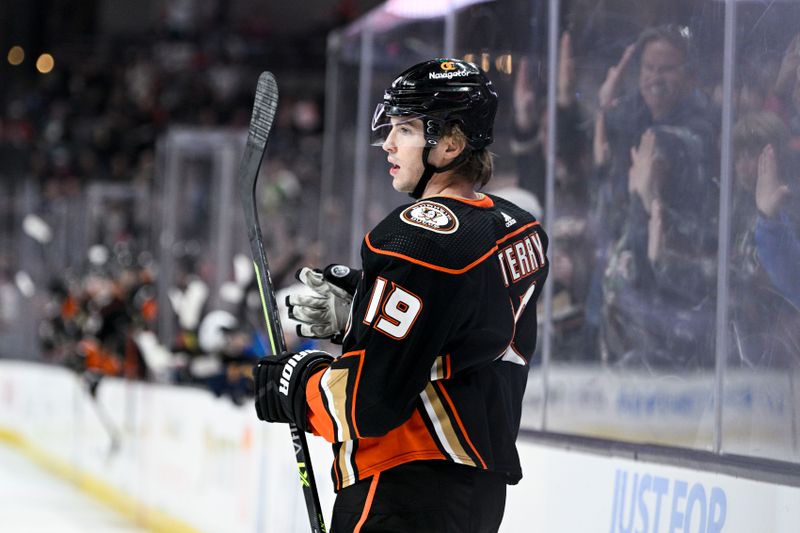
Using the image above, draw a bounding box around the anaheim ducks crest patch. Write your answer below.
[399,201,459,234]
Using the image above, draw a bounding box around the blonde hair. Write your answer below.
[445,123,494,188]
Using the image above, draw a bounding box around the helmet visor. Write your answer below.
[370,103,433,148]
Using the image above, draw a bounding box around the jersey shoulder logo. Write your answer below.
[399,201,459,234]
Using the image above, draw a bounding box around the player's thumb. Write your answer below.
[296,267,326,291]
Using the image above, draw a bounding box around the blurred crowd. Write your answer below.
[0,16,328,402]
[2,4,800,404]
[32,245,322,405]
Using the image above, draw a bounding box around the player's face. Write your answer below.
[382,117,428,193]
[639,39,690,119]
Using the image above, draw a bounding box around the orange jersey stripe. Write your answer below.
[434,381,488,469]
[435,193,494,208]
[333,448,342,489]
[365,220,541,275]
[339,350,366,439]
[305,369,336,442]
[365,233,497,275]
[353,472,381,533]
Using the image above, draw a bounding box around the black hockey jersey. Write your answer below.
[304,193,549,490]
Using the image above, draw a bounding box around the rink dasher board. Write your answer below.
[1,360,798,533]
[520,363,799,460]
[511,439,800,533]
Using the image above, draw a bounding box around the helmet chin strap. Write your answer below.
[409,146,472,200]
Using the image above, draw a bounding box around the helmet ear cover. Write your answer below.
[423,118,444,146]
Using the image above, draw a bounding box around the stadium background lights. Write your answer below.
[462,52,514,75]
[36,53,55,74]
[7,46,25,66]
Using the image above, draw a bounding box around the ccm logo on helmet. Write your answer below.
[279,350,314,395]
[440,61,457,71]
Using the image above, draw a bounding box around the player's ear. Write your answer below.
[440,132,467,164]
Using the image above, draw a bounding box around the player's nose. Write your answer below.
[382,134,396,152]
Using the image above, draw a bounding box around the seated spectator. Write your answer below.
[728,112,800,367]
[593,24,718,246]
[731,112,792,278]
[752,140,800,366]
[601,126,717,370]
[755,147,799,293]
[587,24,719,357]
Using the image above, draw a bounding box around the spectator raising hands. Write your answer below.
[557,31,578,108]
[775,33,800,100]
[513,56,538,135]
[754,142,800,311]
[628,129,659,212]
[598,43,637,112]
[594,44,636,167]
[756,144,792,218]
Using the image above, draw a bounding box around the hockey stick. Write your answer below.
[82,371,121,459]
[237,72,327,533]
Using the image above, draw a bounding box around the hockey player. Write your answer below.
[253,58,549,533]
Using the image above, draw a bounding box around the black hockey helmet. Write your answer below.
[372,58,498,150]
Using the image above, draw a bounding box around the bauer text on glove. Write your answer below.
[253,350,333,431]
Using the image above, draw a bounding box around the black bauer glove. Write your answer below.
[253,350,333,431]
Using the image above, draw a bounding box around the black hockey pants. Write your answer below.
[330,460,507,533]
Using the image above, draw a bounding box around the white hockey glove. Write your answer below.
[286,264,360,344]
